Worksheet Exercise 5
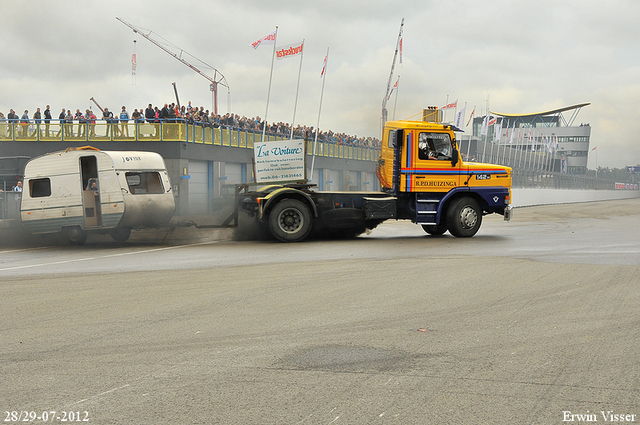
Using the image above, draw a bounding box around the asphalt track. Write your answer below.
[1,199,639,424]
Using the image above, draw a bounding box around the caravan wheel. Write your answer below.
[63,226,88,245]
[110,228,131,243]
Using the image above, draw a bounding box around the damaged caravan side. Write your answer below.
[20,147,175,244]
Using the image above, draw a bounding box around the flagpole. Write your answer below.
[526,128,534,169]
[507,122,515,167]
[443,95,449,123]
[465,105,474,160]
[519,130,525,168]
[261,26,278,145]
[310,47,329,182]
[482,133,488,163]
[290,39,305,141]
[495,119,502,164]
[489,130,495,163]
[392,75,400,120]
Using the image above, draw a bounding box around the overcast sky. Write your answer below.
[2,0,639,169]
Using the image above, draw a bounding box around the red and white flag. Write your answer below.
[465,107,475,127]
[488,115,497,126]
[276,41,304,60]
[131,54,136,75]
[250,31,276,49]
[321,54,327,77]
[590,146,597,152]
[441,100,458,110]
[399,37,403,64]
[387,78,399,100]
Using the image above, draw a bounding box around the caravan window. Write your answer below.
[125,172,164,194]
[29,178,51,198]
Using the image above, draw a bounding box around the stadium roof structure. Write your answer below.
[489,103,590,127]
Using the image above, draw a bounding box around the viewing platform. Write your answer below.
[0,120,379,162]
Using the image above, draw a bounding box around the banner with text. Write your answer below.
[254,139,306,183]
[276,41,304,60]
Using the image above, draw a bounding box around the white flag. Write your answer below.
[250,31,276,49]
[453,106,465,130]
[509,122,515,143]
[276,41,304,60]
[480,115,489,136]
[494,119,502,142]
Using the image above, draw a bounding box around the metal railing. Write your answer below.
[0,119,379,162]
[0,191,21,220]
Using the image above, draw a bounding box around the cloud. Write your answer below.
[1,0,640,168]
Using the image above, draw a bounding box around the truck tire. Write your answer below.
[446,197,482,237]
[422,224,447,236]
[63,226,88,245]
[268,199,312,242]
[110,227,131,243]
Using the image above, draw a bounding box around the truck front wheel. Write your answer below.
[446,197,482,237]
[268,199,312,242]
[422,224,447,236]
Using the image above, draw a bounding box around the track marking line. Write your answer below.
[66,384,131,407]
[0,241,220,272]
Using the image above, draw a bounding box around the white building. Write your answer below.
[463,103,591,174]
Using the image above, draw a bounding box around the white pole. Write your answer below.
[290,39,305,141]
[392,75,400,120]
[310,48,329,182]
[261,26,278,145]
[465,105,474,160]
[443,94,449,123]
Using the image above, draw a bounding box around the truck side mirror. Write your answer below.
[451,147,459,167]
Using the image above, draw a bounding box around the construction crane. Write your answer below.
[116,17,229,115]
[382,18,404,128]
[89,97,104,113]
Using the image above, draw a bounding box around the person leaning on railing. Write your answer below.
[2,99,382,147]
[32,108,41,137]
[44,105,52,137]
[56,108,65,137]
[20,110,30,138]
[64,109,73,137]
[103,108,114,137]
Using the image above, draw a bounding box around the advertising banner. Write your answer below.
[254,139,306,183]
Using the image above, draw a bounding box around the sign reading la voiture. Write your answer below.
[254,139,306,183]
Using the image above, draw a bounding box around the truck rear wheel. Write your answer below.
[446,197,482,237]
[268,199,312,242]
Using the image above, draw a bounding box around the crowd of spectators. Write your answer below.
[1,101,381,149]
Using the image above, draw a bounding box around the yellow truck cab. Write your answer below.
[377,119,512,236]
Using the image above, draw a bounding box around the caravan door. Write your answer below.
[80,155,102,227]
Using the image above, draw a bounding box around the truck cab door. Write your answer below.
[401,130,462,193]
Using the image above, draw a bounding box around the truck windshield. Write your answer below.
[418,132,452,160]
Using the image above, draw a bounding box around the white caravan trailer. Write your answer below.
[20,147,175,244]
